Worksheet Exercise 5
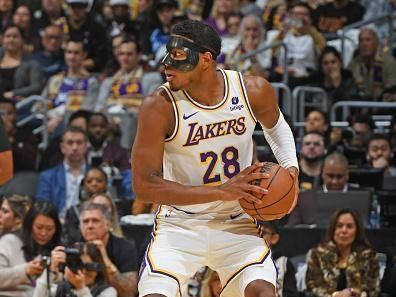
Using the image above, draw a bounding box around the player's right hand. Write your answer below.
[217,162,269,204]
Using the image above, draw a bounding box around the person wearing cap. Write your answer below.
[150,0,178,56]
[106,0,137,40]
[34,0,67,36]
[65,0,108,72]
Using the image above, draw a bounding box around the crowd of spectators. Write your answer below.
[0,0,396,296]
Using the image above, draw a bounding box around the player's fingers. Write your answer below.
[244,184,267,195]
[241,162,264,175]
[242,192,264,204]
[245,172,270,182]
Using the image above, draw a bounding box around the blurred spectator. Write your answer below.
[306,209,380,297]
[205,0,235,36]
[304,109,329,136]
[34,0,67,35]
[101,33,123,78]
[225,14,270,78]
[0,100,38,172]
[321,152,354,192]
[220,12,242,55]
[0,116,12,185]
[348,27,396,100]
[298,131,326,191]
[273,2,324,81]
[349,114,374,149]
[80,202,138,297]
[38,109,91,171]
[32,24,65,81]
[106,0,137,40]
[261,221,298,297]
[150,0,178,57]
[36,126,88,218]
[0,0,14,33]
[12,5,40,53]
[134,0,156,56]
[366,134,396,177]
[62,167,108,244]
[33,243,117,297]
[263,1,288,31]
[0,25,44,101]
[97,37,163,111]
[86,112,134,199]
[315,46,358,105]
[0,201,61,297]
[0,194,31,236]
[41,39,98,133]
[389,114,396,149]
[65,0,108,72]
[187,267,221,297]
[381,238,396,297]
[312,0,365,34]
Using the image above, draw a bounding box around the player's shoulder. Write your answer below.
[241,75,272,93]
[140,87,173,113]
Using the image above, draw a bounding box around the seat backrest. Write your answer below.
[0,171,40,197]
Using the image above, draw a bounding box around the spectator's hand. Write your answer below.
[91,240,111,264]
[65,267,86,290]
[3,91,14,100]
[26,258,44,277]
[50,246,66,273]
[372,157,389,169]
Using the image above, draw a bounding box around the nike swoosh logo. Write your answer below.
[230,212,243,220]
[183,111,199,120]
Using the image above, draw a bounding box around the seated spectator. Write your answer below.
[36,127,88,218]
[366,134,396,177]
[64,0,108,72]
[62,167,108,244]
[34,242,116,297]
[348,113,375,150]
[106,0,137,40]
[101,33,123,78]
[312,0,365,34]
[321,152,359,192]
[187,267,221,297]
[261,221,298,297]
[0,0,13,32]
[38,109,91,171]
[298,131,326,191]
[273,2,325,81]
[304,109,329,136]
[150,0,178,57]
[96,37,163,111]
[0,25,44,102]
[80,202,138,297]
[0,194,31,236]
[306,208,380,297]
[348,27,396,100]
[32,24,65,81]
[389,114,396,150]
[0,201,61,297]
[315,46,358,105]
[0,116,12,185]
[34,0,67,36]
[0,100,38,172]
[86,112,133,199]
[220,12,242,56]
[12,5,40,53]
[41,39,99,133]
[204,0,234,37]
[224,14,270,78]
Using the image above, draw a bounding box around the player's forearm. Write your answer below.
[134,173,223,205]
[106,270,137,297]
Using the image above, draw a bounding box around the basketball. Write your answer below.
[239,162,296,221]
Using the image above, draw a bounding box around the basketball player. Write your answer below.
[0,116,13,185]
[132,20,299,297]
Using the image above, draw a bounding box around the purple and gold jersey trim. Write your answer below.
[237,72,257,123]
[160,85,180,142]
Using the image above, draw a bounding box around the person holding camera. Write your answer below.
[0,201,61,297]
[33,243,117,297]
[80,202,138,297]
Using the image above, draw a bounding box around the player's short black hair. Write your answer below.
[171,20,222,60]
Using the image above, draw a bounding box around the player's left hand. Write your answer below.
[287,166,299,214]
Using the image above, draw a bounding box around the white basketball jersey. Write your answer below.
[160,69,257,214]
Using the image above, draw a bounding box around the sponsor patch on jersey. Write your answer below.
[230,96,244,111]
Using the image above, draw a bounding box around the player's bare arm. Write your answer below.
[132,91,268,206]
[107,271,137,297]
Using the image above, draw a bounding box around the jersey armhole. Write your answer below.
[159,85,179,142]
[237,72,258,123]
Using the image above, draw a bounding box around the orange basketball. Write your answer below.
[239,162,296,221]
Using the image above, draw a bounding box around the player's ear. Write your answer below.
[200,52,213,69]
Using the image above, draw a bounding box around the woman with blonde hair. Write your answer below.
[0,194,31,236]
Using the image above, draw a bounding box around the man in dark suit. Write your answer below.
[36,126,88,218]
